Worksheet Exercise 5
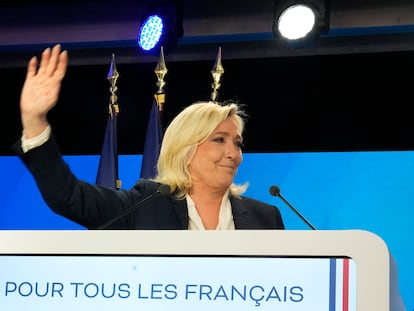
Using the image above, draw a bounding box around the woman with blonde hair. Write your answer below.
[14,44,284,230]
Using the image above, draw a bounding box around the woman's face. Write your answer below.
[188,118,243,192]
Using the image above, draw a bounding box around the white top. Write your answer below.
[186,190,235,230]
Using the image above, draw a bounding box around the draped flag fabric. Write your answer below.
[96,104,120,189]
[140,98,163,179]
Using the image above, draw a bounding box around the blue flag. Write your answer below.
[96,104,120,189]
[140,98,163,179]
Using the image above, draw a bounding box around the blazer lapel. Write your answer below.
[230,197,249,229]
[169,196,249,229]
[171,198,189,229]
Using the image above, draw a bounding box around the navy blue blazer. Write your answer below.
[15,135,284,230]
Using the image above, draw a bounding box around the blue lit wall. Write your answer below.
[0,152,412,309]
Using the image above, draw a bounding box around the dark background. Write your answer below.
[1,0,414,155]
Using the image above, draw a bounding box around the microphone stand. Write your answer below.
[97,184,170,230]
[270,185,316,230]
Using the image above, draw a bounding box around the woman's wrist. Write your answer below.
[21,115,49,139]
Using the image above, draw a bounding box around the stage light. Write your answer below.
[137,1,183,55]
[138,15,164,52]
[273,0,329,45]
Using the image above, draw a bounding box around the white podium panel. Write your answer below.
[0,230,406,311]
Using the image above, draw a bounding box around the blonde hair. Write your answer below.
[153,101,248,198]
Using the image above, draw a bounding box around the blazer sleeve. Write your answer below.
[12,135,149,229]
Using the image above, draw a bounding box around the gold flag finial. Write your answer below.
[210,46,224,102]
[154,46,168,112]
[107,53,121,189]
[107,53,120,115]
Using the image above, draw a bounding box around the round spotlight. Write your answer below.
[137,1,183,55]
[277,4,316,40]
[138,15,164,52]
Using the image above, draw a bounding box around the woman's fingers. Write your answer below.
[37,47,51,76]
[36,44,65,78]
[46,44,62,77]
[25,56,38,80]
[55,49,68,81]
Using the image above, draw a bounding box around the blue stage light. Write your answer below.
[138,15,164,51]
[137,1,183,55]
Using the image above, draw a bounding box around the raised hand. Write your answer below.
[20,44,68,138]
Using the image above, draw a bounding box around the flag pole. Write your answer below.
[139,46,166,179]
[154,46,168,122]
[108,53,120,115]
[107,54,121,189]
[210,46,224,103]
[95,54,121,190]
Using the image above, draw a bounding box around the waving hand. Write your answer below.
[20,44,68,139]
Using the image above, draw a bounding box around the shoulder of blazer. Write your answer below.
[232,195,277,214]
[131,179,161,194]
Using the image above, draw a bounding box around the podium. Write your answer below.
[0,230,406,310]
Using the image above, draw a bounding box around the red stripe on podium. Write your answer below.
[342,258,350,311]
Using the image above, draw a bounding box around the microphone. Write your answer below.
[269,185,316,230]
[97,184,171,230]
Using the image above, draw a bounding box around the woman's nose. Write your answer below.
[226,143,239,158]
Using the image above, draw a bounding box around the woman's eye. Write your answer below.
[213,137,225,143]
[236,141,244,149]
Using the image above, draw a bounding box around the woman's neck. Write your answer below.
[189,187,227,230]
